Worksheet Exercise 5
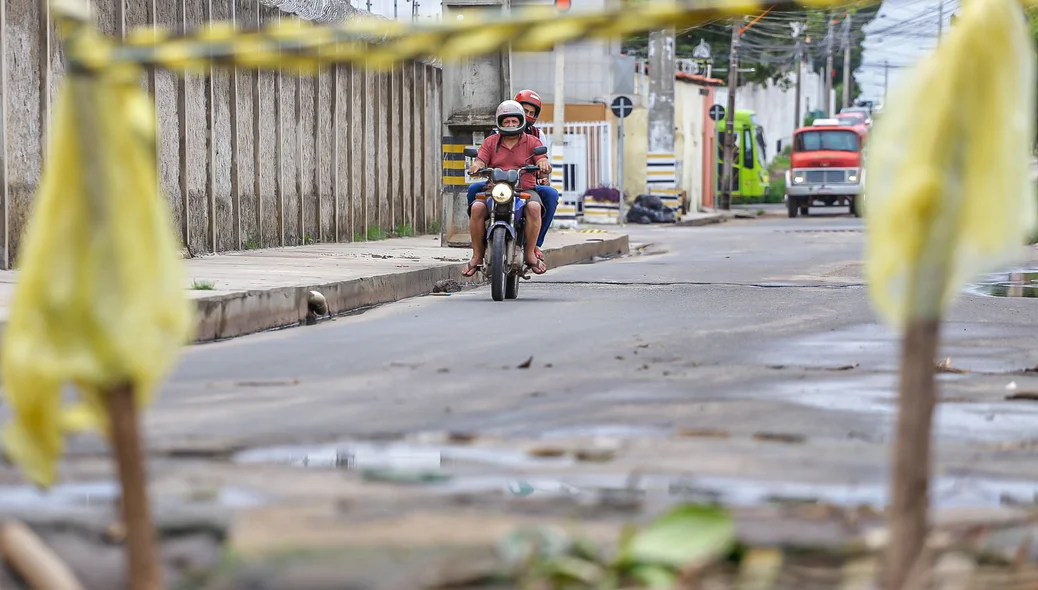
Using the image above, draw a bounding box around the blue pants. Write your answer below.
[467,182,559,248]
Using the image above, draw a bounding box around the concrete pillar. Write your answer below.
[439,0,511,247]
[647,28,678,209]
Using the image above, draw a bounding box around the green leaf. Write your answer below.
[628,564,678,588]
[546,555,604,585]
[622,504,735,569]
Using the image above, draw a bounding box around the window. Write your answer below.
[742,129,753,169]
[755,128,768,168]
[795,130,860,152]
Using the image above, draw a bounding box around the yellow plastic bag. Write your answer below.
[864,0,1038,329]
[0,61,195,488]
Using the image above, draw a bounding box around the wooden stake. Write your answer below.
[884,319,940,590]
[0,520,85,590]
[105,383,163,590]
[60,11,162,590]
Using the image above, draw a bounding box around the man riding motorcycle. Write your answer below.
[467,89,559,261]
[462,100,551,278]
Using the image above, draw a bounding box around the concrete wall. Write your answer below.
[0,0,443,269]
[625,73,717,211]
[714,64,826,162]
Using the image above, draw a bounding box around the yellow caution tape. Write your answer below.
[864,0,1037,328]
[1,5,195,488]
[52,0,886,73]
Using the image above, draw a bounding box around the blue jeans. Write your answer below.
[467,183,559,248]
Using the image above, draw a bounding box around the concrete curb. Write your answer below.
[193,233,629,343]
[675,213,726,227]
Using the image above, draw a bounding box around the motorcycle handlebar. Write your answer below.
[470,165,542,177]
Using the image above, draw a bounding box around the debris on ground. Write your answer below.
[753,432,807,444]
[432,279,464,294]
[1005,392,1038,402]
[937,358,970,374]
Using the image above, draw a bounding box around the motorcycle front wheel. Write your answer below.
[506,272,520,299]
[490,227,507,301]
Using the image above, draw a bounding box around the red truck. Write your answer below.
[784,118,867,218]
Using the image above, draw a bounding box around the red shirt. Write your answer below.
[477,133,547,190]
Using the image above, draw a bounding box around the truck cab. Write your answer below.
[784,119,866,218]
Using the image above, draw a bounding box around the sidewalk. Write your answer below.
[0,229,629,343]
[676,208,754,226]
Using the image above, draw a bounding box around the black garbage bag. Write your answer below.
[626,201,678,224]
[657,207,677,223]
[626,203,656,224]
[634,194,664,211]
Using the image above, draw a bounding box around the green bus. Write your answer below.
[715,109,770,200]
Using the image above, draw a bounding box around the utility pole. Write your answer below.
[842,13,852,111]
[794,39,803,135]
[551,43,566,195]
[647,27,676,202]
[824,13,834,116]
[720,20,740,211]
[938,0,944,40]
[883,60,889,99]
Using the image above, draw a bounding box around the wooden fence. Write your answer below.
[0,0,444,268]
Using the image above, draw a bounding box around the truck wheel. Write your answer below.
[786,197,798,218]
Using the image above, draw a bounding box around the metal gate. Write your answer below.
[539,121,613,194]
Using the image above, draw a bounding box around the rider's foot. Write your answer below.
[462,259,482,277]
[525,251,546,275]
[535,247,544,260]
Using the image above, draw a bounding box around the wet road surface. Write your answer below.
[8,210,1038,527]
[124,211,1038,502]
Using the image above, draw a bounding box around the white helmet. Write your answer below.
[495,100,527,136]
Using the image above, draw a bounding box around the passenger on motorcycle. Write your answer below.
[467,89,559,261]
[463,100,551,278]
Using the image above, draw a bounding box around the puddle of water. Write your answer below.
[0,482,267,510]
[232,440,575,471]
[968,270,1038,298]
[439,473,1038,510]
[774,375,1038,443]
[536,425,668,440]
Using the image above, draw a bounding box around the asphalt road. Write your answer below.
[7,208,1038,520]
[71,207,1032,509]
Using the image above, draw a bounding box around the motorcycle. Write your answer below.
[463,145,548,301]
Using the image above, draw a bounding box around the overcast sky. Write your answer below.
[358,0,959,104]
[856,0,959,102]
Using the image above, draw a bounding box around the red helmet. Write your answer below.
[514,89,542,124]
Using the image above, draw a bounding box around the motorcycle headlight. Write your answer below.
[491,183,514,204]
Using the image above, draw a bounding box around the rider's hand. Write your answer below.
[537,177,550,186]
[537,159,551,174]
[468,163,484,175]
